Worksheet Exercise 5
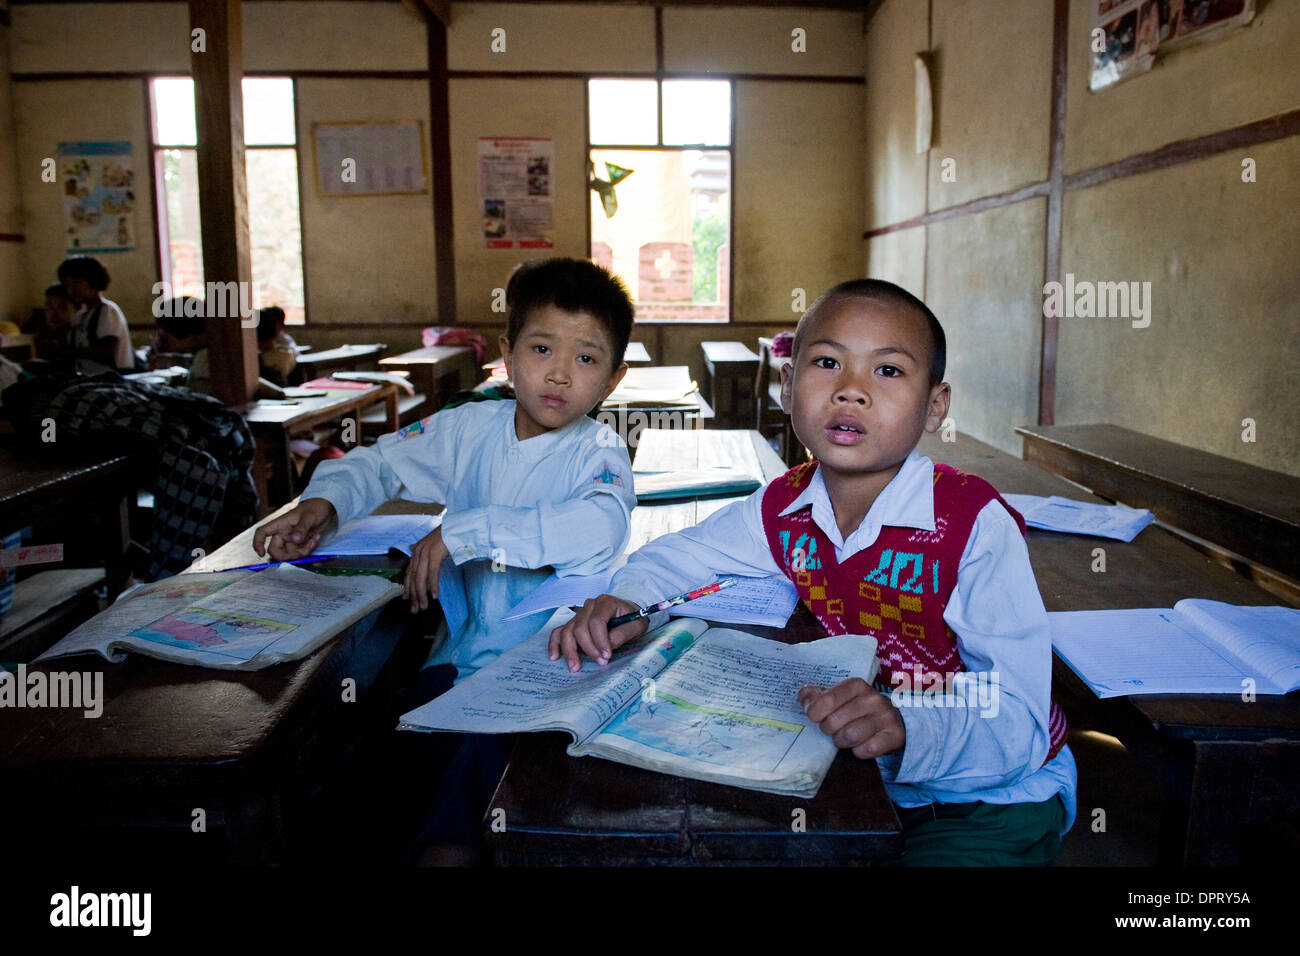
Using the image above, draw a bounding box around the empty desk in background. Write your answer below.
[1015,423,1300,583]
[295,343,388,380]
[380,345,477,416]
[243,382,399,510]
[700,341,759,430]
[481,340,651,375]
[916,430,1300,866]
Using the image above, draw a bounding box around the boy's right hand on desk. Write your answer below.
[548,595,647,673]
[251,498,337,562]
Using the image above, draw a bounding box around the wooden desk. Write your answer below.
[295,343,388,380]
[918,431,1300,865]
[701,341,760,430]
[0,499,430,864]
[243,382,399,510]
[380,345,477,416]
[0,441,132,605]
[482,341,650,372]
[1016,423,1300,582]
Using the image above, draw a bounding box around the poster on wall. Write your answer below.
[478,137,554,250]
[312,121,428,197]
[58,141,135,254]
[1090,0,1256,91]
[1159,0,1255,52]
[1090,0,1159,91]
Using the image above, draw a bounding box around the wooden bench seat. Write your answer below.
[1015,423,1300,582]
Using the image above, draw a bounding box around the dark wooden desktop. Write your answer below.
[918,430,1299,865]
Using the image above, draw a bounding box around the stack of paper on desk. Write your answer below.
[1002,494,1155,542]
[36,564,401,670]
[503,569,798,628]
[399,617,879,798]
[604,366,696,406]
[1050,600,1300,697]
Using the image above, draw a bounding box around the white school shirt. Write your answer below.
[304,400,636,681]
[609,448,1078,833]
[70,298,133,373]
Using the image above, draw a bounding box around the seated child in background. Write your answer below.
[256,306,299,385]
[148,300,211,392]
[56,256,135,374]
[551,279,1076,867]
[26,284,79,366]
[252,257,637,862]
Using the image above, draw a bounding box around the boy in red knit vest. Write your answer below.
[550,279,1076,865]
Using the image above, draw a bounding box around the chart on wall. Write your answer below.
[478,137,554,250]
[58,141,135,254]
[312,121,428,197]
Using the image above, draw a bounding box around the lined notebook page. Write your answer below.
[1049,608,1262,697]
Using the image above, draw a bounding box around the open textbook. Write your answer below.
[1050,600,1300,697]
[399,616,879,797]
[36,564,401,670]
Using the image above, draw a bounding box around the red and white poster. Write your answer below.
[478,137,554,250]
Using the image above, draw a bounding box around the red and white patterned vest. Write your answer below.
[762,460,1068,764]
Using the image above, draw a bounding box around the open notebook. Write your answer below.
[1050,600,1300,697]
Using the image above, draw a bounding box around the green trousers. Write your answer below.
[884,795,1066,867]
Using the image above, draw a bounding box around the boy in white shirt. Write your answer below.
[253,257,637,679]
[551,279,1077,866]
[253,258,637,864]
[56,257,134,374]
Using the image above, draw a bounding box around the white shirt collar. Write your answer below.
[778,448,936,557]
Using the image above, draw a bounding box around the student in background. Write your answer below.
[251,257,638,864]
[553,279,1077,867]
[256,306,299,385]
[24,284,79,366]
[148,300,211,393]
[56,256,135,374]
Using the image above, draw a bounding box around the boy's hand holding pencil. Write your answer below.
[549,594,647,673]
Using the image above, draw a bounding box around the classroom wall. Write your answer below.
[7,1,866,368]
[863,0,1300,477]
[0,0,27,328]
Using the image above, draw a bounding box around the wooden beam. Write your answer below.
[426,8,456,322]
[189,0,258,405]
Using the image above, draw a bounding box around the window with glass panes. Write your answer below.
[588,78,731,322]
[149,77,306,324]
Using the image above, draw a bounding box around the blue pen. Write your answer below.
[214,555,332,573]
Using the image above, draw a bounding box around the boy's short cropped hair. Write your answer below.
[56,256,110,291]
[794,279,947,386]
[505,257,634,366]
[44,283,72,301]
[257,306,286,343]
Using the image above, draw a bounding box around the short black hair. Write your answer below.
[505,257,634,366]
[257,306,286,342]
[57,256,110,291]
[156,298,207,340]
[793,279,946,386]
[44,283,72,301]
